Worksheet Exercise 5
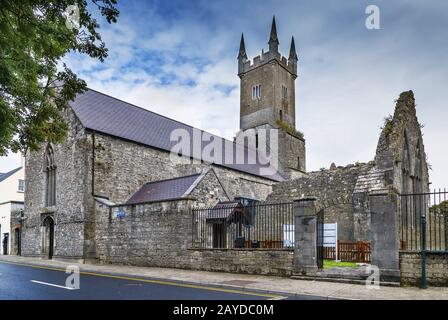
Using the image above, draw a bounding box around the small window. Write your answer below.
[252,84,261,100]
[297,157,301,170]
[282,85,288,99]
[18,179,25,192]
[279,110,283,121]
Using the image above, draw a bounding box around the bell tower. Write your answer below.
[237,17,306,179]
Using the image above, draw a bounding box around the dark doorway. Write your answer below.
[2,233,9,255]
[14,228,21,256]
[43,217,55,259]
[212,222,226,248]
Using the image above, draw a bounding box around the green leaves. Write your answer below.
[0,0,119,155]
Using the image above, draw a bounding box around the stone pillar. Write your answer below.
[369,190,400,282]
[293,198,318,276]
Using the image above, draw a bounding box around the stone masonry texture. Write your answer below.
[22,107,276,261]
[400,252,448,286]
[95,199,293,276]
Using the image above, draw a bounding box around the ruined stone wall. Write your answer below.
[400,251,448,286]
[375,91,430,194]
[95,199,293,276]
[268,163,374,241]
[23,109,91,260]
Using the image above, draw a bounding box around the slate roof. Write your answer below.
[126,173,202,204]
[207,201,243,220]
[69,89,284,182]
[0,167,22,183]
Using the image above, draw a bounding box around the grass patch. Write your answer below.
[323,259,358,269]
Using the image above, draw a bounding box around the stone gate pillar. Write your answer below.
[369,189,400,282]
[293,198,318,276]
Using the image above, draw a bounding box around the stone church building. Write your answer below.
[22,18,429,268]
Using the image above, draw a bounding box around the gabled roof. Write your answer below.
[207,201,244,221]
[126,173,203,205]
[0,167,22,183]
[69,89,284,182]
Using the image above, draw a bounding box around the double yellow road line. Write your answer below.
[0,260,286,300]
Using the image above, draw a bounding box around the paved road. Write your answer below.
[0,261,327,300]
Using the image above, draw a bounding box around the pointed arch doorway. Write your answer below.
[42,216,55,259]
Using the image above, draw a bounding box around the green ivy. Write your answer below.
[275,119,304,140]
[381,115,394,137]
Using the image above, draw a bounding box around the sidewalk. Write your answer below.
[1,255,447,300]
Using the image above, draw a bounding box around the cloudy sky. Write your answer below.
[1,0,447,188]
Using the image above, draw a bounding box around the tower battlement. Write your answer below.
[239,50,297,77]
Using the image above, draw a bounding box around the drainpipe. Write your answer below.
[91,131,95,196]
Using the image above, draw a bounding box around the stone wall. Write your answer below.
[92,132,275,204]
[96,199,194,267]
[188,249,293,276]
[278,130,306,179]
[23,106,275,260]
[268,162,374,241]
[400,251,448,286]
[22,109,91,260]
[189,170,230,207]
[95,199,293,276]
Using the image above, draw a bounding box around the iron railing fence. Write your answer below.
[400,189,448,252]
[192,202,294,249]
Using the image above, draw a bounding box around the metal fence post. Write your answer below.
[445,213,448,251]
[421,214,427,289]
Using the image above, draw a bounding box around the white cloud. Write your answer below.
[2,0,447,190]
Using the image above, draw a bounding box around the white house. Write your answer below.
[0,165,25,255]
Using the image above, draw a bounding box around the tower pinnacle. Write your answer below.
[268,16,279,52]
[289,36,298,61]
[238,33,248,60]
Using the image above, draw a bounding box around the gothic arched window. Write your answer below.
[414,140,423,193]
[45,144,56,207]
[401,132,412,194]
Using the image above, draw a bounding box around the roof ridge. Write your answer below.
[142,173,202,186]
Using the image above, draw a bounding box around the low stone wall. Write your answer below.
[95,199,293,277]
[400,251,448,286]
[188,249,293,276]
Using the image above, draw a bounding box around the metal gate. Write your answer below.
[400,189,448,288]
[316,209,324,269]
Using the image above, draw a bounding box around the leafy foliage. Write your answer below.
[381,114,394,137]
[0,0,119,154]
[429,200,448,214]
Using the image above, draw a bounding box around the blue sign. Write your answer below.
[115,210,126,219]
